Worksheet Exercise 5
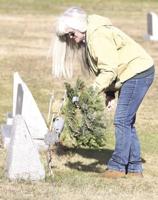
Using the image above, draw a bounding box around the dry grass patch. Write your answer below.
[0,2,158,199]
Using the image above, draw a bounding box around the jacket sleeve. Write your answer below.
[89,27,118,93]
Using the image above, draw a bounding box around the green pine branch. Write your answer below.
[62,79,107,149]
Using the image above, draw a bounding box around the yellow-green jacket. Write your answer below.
[86,15,154,93]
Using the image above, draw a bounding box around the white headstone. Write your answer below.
[6,115,45,181]
[145,12,158,41]
[1,113,13,148]
[13,72,48,139]
[1,124,12,148]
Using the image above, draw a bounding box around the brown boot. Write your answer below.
[127,172,143,178]
[102,170,126,179]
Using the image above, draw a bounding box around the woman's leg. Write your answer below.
[107,72,154,173]
[127,73,154,173]
[127,123,142,173]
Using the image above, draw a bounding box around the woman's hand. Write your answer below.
[105,95,116,111]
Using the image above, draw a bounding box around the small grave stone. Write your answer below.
[6,115,45,181]
[146,12,158,41]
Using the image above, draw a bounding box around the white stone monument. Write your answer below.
[145,12,158,41]
[1,72,48,150]
[13,72,48,139]
[6,115,45,181]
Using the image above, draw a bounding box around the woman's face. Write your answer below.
[66,28,85,44]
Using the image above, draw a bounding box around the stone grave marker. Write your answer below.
[1,72,48,150]
[6,115,45,181]
[13,72,48,140]
[146,12,158,41]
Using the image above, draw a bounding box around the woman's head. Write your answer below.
[51,7,88,79]
[56,7,87,37]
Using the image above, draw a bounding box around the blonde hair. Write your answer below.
[51,7,88,79]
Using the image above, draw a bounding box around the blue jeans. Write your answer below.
[107,68,155,173]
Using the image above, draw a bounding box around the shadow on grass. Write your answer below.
[56,145,113,173]
[55,144,146,173]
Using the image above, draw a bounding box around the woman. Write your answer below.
[52,7,155,178]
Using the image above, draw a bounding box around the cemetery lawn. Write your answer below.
[0,0,158,199]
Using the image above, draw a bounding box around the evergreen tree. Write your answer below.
[62,79,107,149]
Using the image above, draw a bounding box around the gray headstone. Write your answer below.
[1,113,13,148]
[1,124,12,148]
[147,12,153,35]
[146,12,158,41]
[6,115,45,181]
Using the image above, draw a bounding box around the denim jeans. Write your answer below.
[107,67,155,173]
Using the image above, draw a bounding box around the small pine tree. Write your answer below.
[62,79,107,149]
